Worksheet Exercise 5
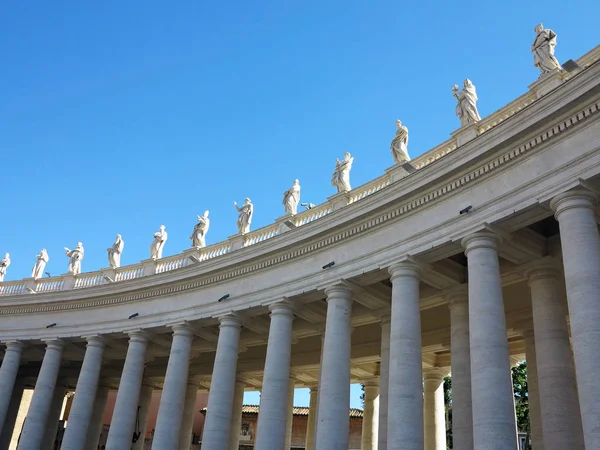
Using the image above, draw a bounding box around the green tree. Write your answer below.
[443,376,453,450]
[360,384,365,407]
[512,361,530,449]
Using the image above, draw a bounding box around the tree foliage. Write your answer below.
[512,361,531,449]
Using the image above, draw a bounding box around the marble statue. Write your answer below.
[150,225,168,259]
[452,79,481,126]
[331,152,354,193]
[191,211,210,248]
[107,234,125,269]
[282,179,301,215]
[32,249,49,279]
[390,120,410,164]
[532,24,561,75]
[234,198,253,234]
[0,253,10,282]
[65,242,84,275]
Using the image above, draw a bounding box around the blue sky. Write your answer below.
[1,1,598,408]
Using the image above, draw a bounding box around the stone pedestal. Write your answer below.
[528,68,564,99]
[451,122,479,147]
[327,190,352,211]
[385,163,412,184]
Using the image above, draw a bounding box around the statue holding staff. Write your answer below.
[452,79,481,127]
[191,211,210,248]
[65,242,84,275]
[234,198,253,234]
[331,152,354,193]
[150,225,168,259]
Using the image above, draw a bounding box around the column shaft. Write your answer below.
[378,316,390,450]
[528,266,584,450]
[41,386,68,450]
[284,380,295,449]
[228,380,245,450]
[448,289,473,450]
[523,331,543,450]
[305,387,318,450]
[178,378,199,450]
[17,339,64,449]
[360,382,379,450]
[255,302,295,450]
[315,284,353,450]
[105,331,148,450]
[0,383,24,450]
[0,342,23,438]
[132,382,154,450]
[423,371,446,450]
[202,315,242,450]
[84,384,110,450]
[152,324,194,450]
[61,336,105,450]
[387,261,422,450]
[462,233,517,450]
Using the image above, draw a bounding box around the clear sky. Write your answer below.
[1,1,598,408]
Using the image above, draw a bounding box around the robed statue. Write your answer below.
[331,152,354,193]
[107,234,125,269]
[532,24,561,75]
[65,242,84,275]
[150,225,168,259]
[191,211,210,248]
[32,249,49,279]
[390,120,410,164]
[234,199,253,234]
[0,253,10,282]
[452,79,481,127]
[282,180,301,215]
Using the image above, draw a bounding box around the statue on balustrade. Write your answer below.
[150,225,168,259]
[390,120,410,164]
[32,249,49,279]
[0,253,10,282]
[452,79,481,127]
[191,211,210,248]
[234,198,253,234]
[107,234,125,269]
[64,242,84,275]
[532,23,561,75]
[282,179,301,215]
[331,152,354,193]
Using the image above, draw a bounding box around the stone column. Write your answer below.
[105,330,149,450]
[132,381,154,450]
[284,379,295,449]
[84,383,110,450]
[178,376,200,450]
[447,287,473,450]
[17,339,64,449]
[361,380,379,450]
[0,383,24,449]
[522,330,544,450]
[0,341,23,438]
[526,264,584,450]
[229,380,245,450]
[423,369,447,450]
[152,324,194,450]
[550,189,600,449]
[255,302,295,450]
[315,283,353,450]
[305,387,318,450]
[387,261,423,450]
[61,335,105,450]
[378,314,391,450]
[202,314,242,450]
[41,384,68,450]
[462,232,517,450]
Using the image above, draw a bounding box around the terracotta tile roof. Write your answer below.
[200,404,363,418]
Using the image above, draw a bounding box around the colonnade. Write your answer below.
[1,189,600,449]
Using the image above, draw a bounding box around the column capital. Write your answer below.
[44,339,64,350]
[423,368,449,381]
[218,313,242,328]
[446,285,469,309]
[84,335,106,348]
[388,259,420,281]
[322,281,353,297]
[524,260,562,285]
[461,231,501,255]
[128,329,149,343]
[550,188,599,218]
[362,378,379,388]
[171,322,195,337]
[268,299,296,317]
[3,340,24,351]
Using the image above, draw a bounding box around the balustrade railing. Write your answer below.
[2,46,597,296]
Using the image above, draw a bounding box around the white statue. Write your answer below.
[282,179,301,215]
[532,24,561,75]
[150,225,168,259]
[191,211,210,248]
[32,249,49,279]
[452,79,481,127]
[0,253,10,282]
[390,120,410,164]
[107,234,124,269]
[331,152,354,193]
[65,242,84,275]
[234,198,253,234]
